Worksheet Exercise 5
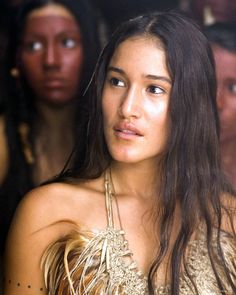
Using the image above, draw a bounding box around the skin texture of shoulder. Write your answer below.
[3,178,106,295]
[0,115,9,184]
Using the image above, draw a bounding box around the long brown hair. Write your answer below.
[58,11,236,294]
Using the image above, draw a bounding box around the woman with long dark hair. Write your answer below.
[4,11,236,295]
[0,0,101,252]
[204,22,236,190]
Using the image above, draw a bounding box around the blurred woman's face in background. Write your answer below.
[18,4,84,107]
[213,45,236,145]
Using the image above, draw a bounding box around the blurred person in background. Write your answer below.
[188,0,236,25]
[205,22,236,190]
[0,0,102,256]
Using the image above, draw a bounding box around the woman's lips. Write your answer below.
[43,78,67,88]
[114,123,143,139]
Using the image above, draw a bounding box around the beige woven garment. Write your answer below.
[41,171,236,295]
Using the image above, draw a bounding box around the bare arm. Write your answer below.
[3,184,75,295]
[3,190,50,295]
[3,181,97,295]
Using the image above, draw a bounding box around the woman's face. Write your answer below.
[102,36,172,165]
[18,4,84,106]
[213,45,236,145]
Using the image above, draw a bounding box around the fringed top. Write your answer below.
[41,172,236,294]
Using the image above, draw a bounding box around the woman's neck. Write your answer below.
[110,160,161,202]
[32,99,77,185]
[35,99,77,135]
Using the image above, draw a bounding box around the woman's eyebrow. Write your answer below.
[145,74,172,85]
[107,66,125,75]
[107,66,171,84]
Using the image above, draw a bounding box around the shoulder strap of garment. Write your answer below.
[104,169,114,228]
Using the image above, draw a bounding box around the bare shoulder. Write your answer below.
[9,183,76,233]
[10,178,105,235]
[4,178,105,295]
[4,183,68,295]
[0,115,9,184]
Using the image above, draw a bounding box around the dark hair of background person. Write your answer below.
[0,0,102,252]
[204,22,236,53]
[91,0,179,35]
[0,1,10,114]
[55,11,235,294]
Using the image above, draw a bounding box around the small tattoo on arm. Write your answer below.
[6,279,44,292]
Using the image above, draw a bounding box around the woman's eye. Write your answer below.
[228,82,236,94]
[110,77,125,87]
[147,85,164,94]
[62,38,77,48]
[24,41,43,52]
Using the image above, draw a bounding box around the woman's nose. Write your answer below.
[43,43,60,69]
[118,86,142,119]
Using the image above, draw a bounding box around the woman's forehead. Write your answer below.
[27,3,74,20]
